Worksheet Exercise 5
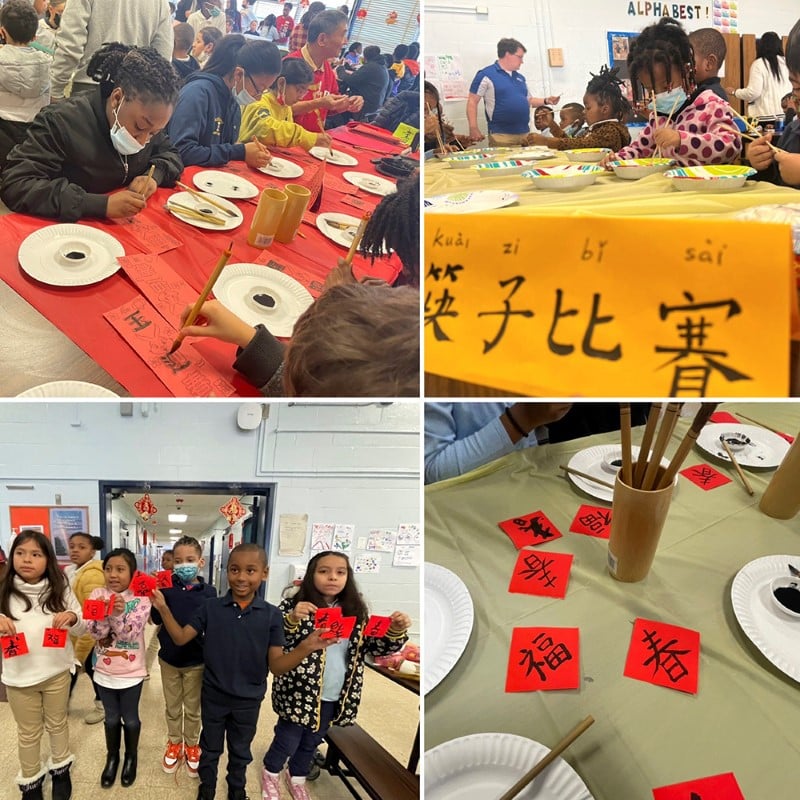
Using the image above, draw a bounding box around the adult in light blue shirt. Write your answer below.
[424,402,572,484]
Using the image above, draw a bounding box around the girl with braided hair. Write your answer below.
[524,66,632,151]
[603,17,740,166]
[0,42,183,221]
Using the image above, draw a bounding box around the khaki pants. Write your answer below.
[159,659,204,745]
[6,671,71,778]
[488,132,528,147]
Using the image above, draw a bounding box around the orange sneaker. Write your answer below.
[184,744,201,777]
[162,742,183,774]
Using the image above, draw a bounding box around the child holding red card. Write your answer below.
[85,547,151,790]
[261,551,411,800]
[0,530,83,800]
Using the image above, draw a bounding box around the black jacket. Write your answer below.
[338,60,392,119]
[0,89,183,222]
[755,116,800,187]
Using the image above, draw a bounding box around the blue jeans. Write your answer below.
[263,701,336,777]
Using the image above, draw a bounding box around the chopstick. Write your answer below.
[720,438,755,496]
[654,95,681,160]
[633,402,662,488]
[175,181,238,218]
[343,211,371,266]
[165,202,227,226]
[640,402,682,490]
[559,464,615,491]
[427,102,448,154]
[656,403,718,489]
[727,108,782,152]
[734,412,787,437]
[620,403,633,487]
[497,716,595,800]
[168,240,233,354]
[314,110,333,159]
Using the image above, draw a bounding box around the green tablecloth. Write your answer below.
[424,403,800,799]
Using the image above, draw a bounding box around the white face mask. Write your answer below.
[233,75,258,106]
[110,98,146,155]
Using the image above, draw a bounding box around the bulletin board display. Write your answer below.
[607,31,640,101]
[9,506,89,565]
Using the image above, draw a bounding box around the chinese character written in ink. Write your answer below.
[518,553,557,588]
[518,632,573,681]
[160,351,191,374]
[2,635,22,657]
[512,516,555,541]
[641,629,690,683]
[690,794,702,800]
[578,509,612,533]
[124,309,152,332]
[425,261,462,342]
[656,292,751,396]
[46,631,61,646]
[366,621,382,636]
[547,289,622,361]
[688,465,717,487]
[328,619,344,638]
[477,276,534,353]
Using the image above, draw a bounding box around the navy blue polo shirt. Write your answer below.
[469,62,531,135]
[189,590,285,700]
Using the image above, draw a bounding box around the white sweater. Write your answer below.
[0,576,84,688]
[734,56,792,119]
[50,0,174,98]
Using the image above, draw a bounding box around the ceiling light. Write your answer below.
[169,529,183,534]
[168,513,188,523]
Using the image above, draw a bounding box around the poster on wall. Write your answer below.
[607,32,639,101]
[9,506,89,565]
[712,0,738,32]
[425,54,468,100]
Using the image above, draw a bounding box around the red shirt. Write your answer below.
[286,46,339,132]
[288,23,308,52]
[275,15,294,44]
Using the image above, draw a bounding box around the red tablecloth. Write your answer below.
[0,135,405,397]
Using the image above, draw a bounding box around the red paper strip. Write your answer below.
[130,572,157,597]
[364,615,392,637]
[624,618,700,694]
[1,633,29,658]
[83,598,106,621]
[505,626,580,692]
[323,174,361,195]
[42,628,68,648]
[709,411,740,424]
[508,551,573,598]
[118,253,199,327]
[320,615,356,640]
[340,194,371,211]
[569,505,612,539]
[107,596,117,616]
[680,463,732,491]
[104,294,237,397]
[652,772,744,799]
[156,570,174,589]
[314,606,343,628]
[113,216,182,254]
[498,511,562,549]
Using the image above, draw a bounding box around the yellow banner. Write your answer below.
[424,215,792,396]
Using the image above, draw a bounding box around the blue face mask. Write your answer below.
[233,73,258,106]
[564,121,582,137]
[206,4,221,17]
[648,87,687,115]
[173,564,199,583]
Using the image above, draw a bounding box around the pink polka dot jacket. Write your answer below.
[615,89,742,166]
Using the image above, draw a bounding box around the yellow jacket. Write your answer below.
[69,560,105,664]
[239,92,317,150]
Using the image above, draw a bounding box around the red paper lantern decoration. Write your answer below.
[134,493,157,521]
[220,497,247,525]
[356,8,367,18]
[385,10,397,24]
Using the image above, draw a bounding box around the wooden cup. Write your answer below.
[759,433,800,519]
[247,188,287,249]
[607,467,674,582]
[274,183,311,244]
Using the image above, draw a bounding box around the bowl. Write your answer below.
[608,157,675,180]
[476,159,538,177]
[57,241,92,266]
[563,148,612,163]
[664,165,756,192]
[522,164,604,191]
[770,576,800,619]
[442,153,493,169]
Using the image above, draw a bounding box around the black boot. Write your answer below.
[120,724,140,787]
[17,772,45,800]
[196,786,215,800]
[100,723,121,788]
[49,759,74,800]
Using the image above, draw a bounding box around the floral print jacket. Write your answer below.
[271,597,407,728]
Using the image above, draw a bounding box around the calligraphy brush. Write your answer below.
[633,402,662,488]
[175,181,238,218]
[314,110,333,159]
[656,403,718,489]
[165,202,227,226]
[168,240,233,355]
[641,402,682,491]
[251,135,273,165]
[620,403,633,487]
[559,464,615,491]
[497,716,595,800]
[720,438,755,496]
[732,412,787,437]
[343,211,371,267]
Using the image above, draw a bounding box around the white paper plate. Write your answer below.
[522,164,604,191]
[424,562,474,695]
[563,148,611,163]
[696,423,790,468]
[342,171,396,196]
[731,554,800,683]
[213,263,313,338]
[608,158,675,180]
[259,156,304,179]
[475,160,541,178]
[424,191,519,214]
[566,444,674,503]
[316,212,361,248]
[166,191,243,231]
[16,381,119,398]
[309,147,358,166]
[18,224,124,287]
[665,165,756,192]
[193,170,258,199]
[426,733,593,800]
